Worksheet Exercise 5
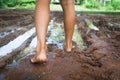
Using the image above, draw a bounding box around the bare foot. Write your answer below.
[64,42,75,52]
[31,53,47,63]
[31,44,47,63]
[31,47,47,63]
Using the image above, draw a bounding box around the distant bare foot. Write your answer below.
[31,53,47,63]
[64,42,75,52]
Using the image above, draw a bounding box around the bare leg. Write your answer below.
[61,0,75,52]
[31,0,50,63]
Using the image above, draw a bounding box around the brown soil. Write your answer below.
[0,10,120,80]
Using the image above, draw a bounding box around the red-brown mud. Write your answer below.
[0,10,120,80]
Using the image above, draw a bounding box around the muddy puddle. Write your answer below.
[0,10,120,80]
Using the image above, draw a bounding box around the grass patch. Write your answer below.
[2,4,120,14]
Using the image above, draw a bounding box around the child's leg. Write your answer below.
[31,0,50,63]
[60,0,75,52]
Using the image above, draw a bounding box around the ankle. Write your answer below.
[64,41,72,52]
[65,41,72,47]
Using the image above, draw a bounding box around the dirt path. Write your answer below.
[0,10,120,80]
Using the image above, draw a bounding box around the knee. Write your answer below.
[60,0,74,8]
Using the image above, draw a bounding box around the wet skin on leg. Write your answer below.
[61,0,75,52]
[31,0,50,63]
[31,0,75,63]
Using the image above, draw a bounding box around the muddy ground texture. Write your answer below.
[0,9,120,80]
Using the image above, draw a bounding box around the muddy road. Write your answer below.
[0,9,120,80]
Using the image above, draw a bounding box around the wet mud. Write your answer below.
[0,10,120,80]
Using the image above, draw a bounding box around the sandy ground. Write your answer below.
[0,9,120,80]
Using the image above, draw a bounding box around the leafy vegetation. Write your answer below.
[0,0,35,9]
[0,0,120,11]
[111,0,120,10]
[82,0,101,9]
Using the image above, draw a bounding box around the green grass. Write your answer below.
[50,4,120,14]
[75,5,120,13]
[3,4,120,14]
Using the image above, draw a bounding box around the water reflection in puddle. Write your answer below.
[46,22,64,49]
[0,27,23,38]
[0,30,14,38]
[73,25,86,50]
